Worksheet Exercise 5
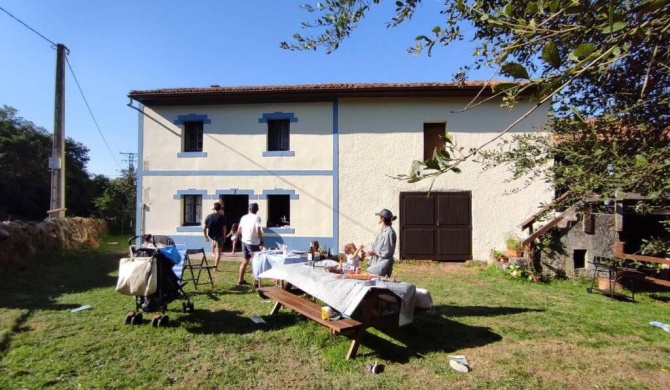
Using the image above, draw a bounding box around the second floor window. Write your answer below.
[184,121,203,152]
[267,119,290,151]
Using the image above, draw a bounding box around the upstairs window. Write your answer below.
[423,123,447,161]
[183,195,202,226]
[184,121,203,152]
[267,119,290,152]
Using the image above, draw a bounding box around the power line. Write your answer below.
[0,5,57,47]
[2,5,122,173]
[65,57,123,171]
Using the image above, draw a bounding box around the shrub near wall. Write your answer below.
[0,218,107,271]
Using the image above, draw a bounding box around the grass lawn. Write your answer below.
[1,236,669,389]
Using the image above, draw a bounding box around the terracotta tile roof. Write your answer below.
[128,81,509,105]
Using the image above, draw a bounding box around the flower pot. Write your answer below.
[506,249,523,257]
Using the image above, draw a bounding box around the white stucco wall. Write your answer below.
[142,103,333,172]
[141,175,333,238]
[139,102,337,249]
[337,97,552,260]
[138,94,552,258]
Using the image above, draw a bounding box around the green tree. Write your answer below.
[0,105,104,220]
[282,0,670,206]
[93,171,136,235]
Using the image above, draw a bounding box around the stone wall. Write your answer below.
[539,213,617,278]
[0,218,107,271]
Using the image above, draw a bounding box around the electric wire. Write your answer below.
[0,5,57,47]
[66,57,123,170]
[1,4,123,172]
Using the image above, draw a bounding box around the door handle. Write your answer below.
[436,221,440,226]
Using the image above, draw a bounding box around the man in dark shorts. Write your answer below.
[203,201,227,271]
[236,203,263,285]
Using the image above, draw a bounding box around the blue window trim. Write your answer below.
[259,189,299,200]
[214,189,259,200]
[177,151,208,158]
[172,189,211,200]
[263,227,295,234]
[176,226,203,232]
[259,112,297,157]
[174,114,212,125]
[262,151,295,157]
[258,112,298,123]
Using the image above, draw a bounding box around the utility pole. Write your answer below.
[48,43,68,219]
[119,151,137,173]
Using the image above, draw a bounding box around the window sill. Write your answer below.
[262,151,295,157]
[176,226,203,232]
[177,152,207,158]
[263,227,295,234]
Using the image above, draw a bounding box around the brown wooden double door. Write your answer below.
[399,191,472,261]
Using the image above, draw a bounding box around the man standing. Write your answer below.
[236,202,263,285]
[203,201,227,271]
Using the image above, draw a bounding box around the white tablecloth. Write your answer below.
[258,263,417,326]
[252,251,306,278]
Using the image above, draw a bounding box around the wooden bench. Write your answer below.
[258,286,365,359]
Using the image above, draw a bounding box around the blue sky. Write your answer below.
[1,0,490,178]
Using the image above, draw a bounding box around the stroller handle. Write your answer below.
[129,234,176,247]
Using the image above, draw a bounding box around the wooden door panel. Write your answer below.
[437,193,471,225]
[402,195,434,225]
[437,228,472,258]
[402,229,435,256]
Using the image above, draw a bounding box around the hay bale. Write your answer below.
[0,218,108,272]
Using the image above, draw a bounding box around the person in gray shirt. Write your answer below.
[365,209,397,277]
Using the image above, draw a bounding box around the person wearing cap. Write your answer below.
[236,203,263,285]
[365,209,398,277]
[203,201,227,271]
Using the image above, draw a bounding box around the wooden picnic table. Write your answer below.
[257,263,418,359]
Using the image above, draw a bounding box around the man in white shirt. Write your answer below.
[236,203,263,285]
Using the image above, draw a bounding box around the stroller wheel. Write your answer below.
[158,315,170,327]
[151,315,161,327]
[181,302,187,313]
[124,311,135,325]
[130,313,143,325]
[188,302,195,312]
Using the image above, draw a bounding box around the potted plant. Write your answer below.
[490,249,508,263]
[505,235,524,257]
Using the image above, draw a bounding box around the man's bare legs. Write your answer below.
[237,258,250,285]
[213,239,222,271]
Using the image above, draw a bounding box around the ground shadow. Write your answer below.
[649,294,670,303]
[179,308,263,335]
[353,304,545,363]
[355,315,503,363]
[437,305,545,318]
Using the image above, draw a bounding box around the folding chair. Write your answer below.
[183,248,215,289]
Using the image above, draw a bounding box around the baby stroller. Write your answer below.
[116,235,194,327]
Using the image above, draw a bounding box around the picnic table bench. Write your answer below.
[258,286,366,359]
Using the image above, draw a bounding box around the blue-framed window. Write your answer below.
[184,121,203,152]
[268,119,290,152]
[267,194,290,228]
[259,112,297,157]
[183,195,202,226]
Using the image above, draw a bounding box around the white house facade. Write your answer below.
[129,83,552,261]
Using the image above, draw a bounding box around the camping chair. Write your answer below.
[183,248,215,289]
